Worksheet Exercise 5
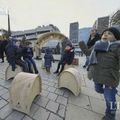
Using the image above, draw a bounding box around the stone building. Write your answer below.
[11,24,60,46]
[11,24,60,40]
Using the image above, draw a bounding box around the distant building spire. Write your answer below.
[8,10,11,37]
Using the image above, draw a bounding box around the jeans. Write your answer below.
[24,58,38,73]
[15,59,29,72]
[95,82,117,118]
[84,56,89,67]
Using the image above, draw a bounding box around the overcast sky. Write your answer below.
[0,0,120,36]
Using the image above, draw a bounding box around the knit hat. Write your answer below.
[101,27,120,40]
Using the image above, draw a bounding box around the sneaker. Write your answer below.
[54,71,58,74]
[35,70,39,74]
[83,65,86,68]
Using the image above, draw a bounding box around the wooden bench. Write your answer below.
[58,68,81,96]
[9,72,42,114]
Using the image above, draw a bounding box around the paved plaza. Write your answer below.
[0,56,120,120]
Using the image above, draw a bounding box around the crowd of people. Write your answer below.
[0,37,39,74]
[0,26,120,120]
[0,36,75,75]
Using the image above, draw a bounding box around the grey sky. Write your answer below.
[0,0,120,36]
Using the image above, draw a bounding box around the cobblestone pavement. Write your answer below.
[0,56,120,120]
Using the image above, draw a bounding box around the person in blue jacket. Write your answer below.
[23,42,38,74]
[44,47,54,72]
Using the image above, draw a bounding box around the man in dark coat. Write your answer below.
[6,39,28,72]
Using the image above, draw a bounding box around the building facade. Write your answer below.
[11,24,60,41]
[79,27,91,43]
[69,22,79,43]
[93,16,109,34]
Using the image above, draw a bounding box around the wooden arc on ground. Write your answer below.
[64,64,74,70]
[36,32,67,49]
[58,68,81,96]
[10,72,42,114]
[5,65,22,80]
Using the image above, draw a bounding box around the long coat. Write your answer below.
[0,40,8,58]
[91,42,120,87]
[0,41,2,58]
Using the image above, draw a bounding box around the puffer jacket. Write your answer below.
[89,41,120,87]
[44,48,54,68]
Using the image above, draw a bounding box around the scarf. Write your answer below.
[89,40,120,65]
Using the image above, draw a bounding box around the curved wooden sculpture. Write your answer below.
[58,68,81,96]
[64,64,74,70]
[9,72,42,114]
[5,65,22,80]
[37,32,67,49]
[35,32,72,58]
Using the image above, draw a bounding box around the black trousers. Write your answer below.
[56,62,65,73]
[15,59,29,72]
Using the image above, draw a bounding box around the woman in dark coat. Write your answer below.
[0,40,8,63]
[83,29,100,68]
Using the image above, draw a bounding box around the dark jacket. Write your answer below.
[87,33,100,55]
[87,33,100,49]
[44,48,54,68]
[23,47,33,59]
[15,46,23,59]
[6,41,23,63]
[5,41,16,63]
[61,48,75,65]
[0,40,8,58]
[0,41,2,58]
[89,41,120,87]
